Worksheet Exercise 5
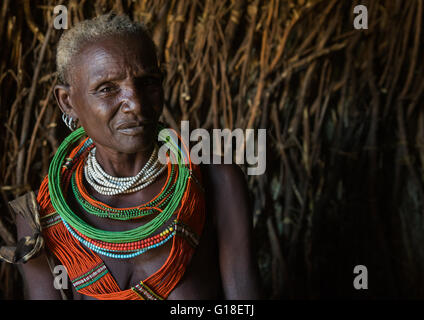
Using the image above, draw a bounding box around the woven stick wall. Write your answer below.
[0,0,423,299]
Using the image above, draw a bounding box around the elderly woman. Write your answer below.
[13,14,261,300]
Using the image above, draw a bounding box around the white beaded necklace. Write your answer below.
[84,146,166,195]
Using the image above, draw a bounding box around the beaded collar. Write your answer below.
[37,127,205,299]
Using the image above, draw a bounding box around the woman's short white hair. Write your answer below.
[56,13,153,84]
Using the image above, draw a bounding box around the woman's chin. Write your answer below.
[114,134,157,154]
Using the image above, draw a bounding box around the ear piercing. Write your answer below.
[62,113,79,131]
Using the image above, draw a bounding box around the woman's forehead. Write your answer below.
[71,35,158,82]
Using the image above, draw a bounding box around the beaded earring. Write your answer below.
[62,113,79,131]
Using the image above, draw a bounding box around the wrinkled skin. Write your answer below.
[16,33,262,300]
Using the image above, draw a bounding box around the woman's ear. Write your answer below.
[54,84,78,120]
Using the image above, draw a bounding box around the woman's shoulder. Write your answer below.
[200,162,248,193]
[199,162,251,227]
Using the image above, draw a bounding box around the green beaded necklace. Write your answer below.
[48,126,190,244]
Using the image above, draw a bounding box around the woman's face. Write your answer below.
[62,33,163,154]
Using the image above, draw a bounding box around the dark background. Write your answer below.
[0,0,423,299]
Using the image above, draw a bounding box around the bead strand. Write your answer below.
[84,145,167,196]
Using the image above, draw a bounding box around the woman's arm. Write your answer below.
[202,163,262,299]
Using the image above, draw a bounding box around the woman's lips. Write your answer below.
[117,125,145,136]
[116,121,152,136]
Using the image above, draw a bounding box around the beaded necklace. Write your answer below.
[71,151,177,220]
[62,219,177,259]
[59,137,179,258]
[85,146,167,195]
[37,126,205,299]
[48,127,189,243]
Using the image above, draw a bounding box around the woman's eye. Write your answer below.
[99,86,113,93]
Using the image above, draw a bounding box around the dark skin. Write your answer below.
[16,33,261,300]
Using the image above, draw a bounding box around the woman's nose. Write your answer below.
[121,98,141,114]
[119,78,161,119]
[120,83,144,114]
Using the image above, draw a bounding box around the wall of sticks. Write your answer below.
[0,0,423,299]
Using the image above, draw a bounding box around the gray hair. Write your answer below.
[56,13,154,84]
